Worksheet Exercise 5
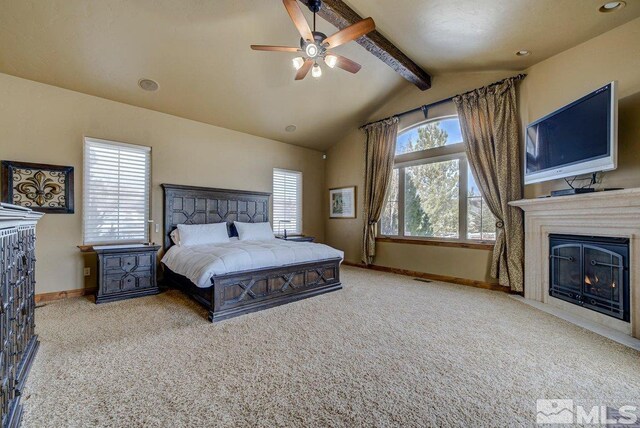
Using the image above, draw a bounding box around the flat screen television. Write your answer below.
[524,81,617,185]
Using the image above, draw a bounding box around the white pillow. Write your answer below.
[234,222,275,241]
[176,223,229,246]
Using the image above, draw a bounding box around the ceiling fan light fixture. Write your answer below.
[305,43,319,58]
[292,57,305,70]
[250,0,372,82]
[325,54,338,68]
[312,63,322,78]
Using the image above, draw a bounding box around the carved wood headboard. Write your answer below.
[161,184,270,250]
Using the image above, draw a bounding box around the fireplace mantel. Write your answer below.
[510,188,640,339]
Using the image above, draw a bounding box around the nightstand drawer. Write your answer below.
[103,253,154,272]
[103,270,153,294]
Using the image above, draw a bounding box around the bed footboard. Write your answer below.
[210,258,342,321]
[163,258,342,322]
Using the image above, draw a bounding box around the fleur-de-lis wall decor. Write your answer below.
[15,170,64,207]
[1,161,74,213]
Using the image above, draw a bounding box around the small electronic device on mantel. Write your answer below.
[550,187,595,197]
[550,172,598,197]
[525,81,618,195]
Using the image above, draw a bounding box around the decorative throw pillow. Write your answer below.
[176,223,230,246]
[234,222,275,241]
[170,229,180,245]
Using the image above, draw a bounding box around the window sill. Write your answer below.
[375,236,495,250]
[77,242,150,252]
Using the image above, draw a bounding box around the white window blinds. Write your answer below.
[83,137,151,245]
[272,168,302,235]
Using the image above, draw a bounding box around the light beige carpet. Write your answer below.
[22,266,639,427]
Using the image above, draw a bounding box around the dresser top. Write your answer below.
[0,202,44,221]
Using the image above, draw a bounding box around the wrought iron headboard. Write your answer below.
[161,184,270,251]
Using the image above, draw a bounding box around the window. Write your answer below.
[272,168,302,235]
[380,115,496,242]
[83,138,151,245]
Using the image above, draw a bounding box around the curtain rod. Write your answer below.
[360,73,527,130]
[359,96,453,130]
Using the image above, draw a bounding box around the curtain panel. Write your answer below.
[453,75,526,292]
[362,117,399,265]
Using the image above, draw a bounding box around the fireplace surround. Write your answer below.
[510,188,640,339]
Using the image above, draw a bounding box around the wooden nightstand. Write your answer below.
[93,244,161,304]
[275,235,315,243]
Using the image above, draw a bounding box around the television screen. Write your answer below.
[525,83,616,184]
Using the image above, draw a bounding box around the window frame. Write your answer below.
[83,137,151,245]
[272,168,303,236]
[378,115,495,245]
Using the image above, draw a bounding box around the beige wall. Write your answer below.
[325,16,640,284]
[0,73,326,294]
[3,17,639,294]
[521,16,640,197]
[325,71,513,283]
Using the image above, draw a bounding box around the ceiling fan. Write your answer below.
[251,0,375,80]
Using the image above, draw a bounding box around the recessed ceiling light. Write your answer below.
[138,78,159,91]
[285,125,297,132]
[599,1,625,12]
[516,50,531,57]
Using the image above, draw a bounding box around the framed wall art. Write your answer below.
[1,160,74,213]
[329,186,356,219]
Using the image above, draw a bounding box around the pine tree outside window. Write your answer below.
[379,115,496,242]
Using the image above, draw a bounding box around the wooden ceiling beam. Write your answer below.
[300,0,431,90]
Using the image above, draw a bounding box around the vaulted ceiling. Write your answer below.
[1,0,639,150]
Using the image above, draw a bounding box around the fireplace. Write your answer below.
[549,234,630,322]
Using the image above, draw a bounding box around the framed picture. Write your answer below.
[329,186,356,219]
[1,160,74,213]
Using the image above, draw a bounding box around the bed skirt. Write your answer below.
[163,258,342,322]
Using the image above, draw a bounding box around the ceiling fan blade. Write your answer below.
[324,17,375,49]
[283,0,314,42]
[295,59,314,80]
[332,55,362,74]
[251,45,301,52]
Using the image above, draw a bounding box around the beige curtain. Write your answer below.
[362,117,399,265]
[452,75,525,292]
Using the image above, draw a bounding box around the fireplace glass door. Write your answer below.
[549,234,629,321]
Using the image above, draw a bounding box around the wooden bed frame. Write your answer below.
[161,184,342,322]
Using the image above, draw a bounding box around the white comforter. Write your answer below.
[161,239,344,287]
